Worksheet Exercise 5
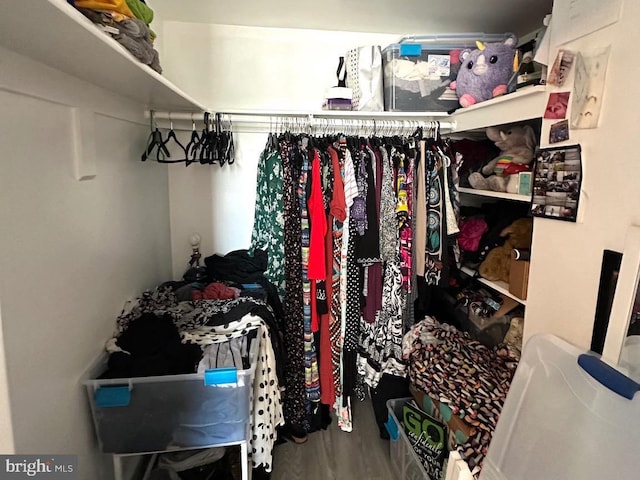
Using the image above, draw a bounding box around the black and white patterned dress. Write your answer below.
[280,140,307,430]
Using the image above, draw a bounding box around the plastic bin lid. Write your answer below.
[481,334,640,480]
[383,33,513,54]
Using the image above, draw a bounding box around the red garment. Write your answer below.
[319,213,335,407]
[192,282,237,300]
[319,146,347,407]
[307,150,328,280]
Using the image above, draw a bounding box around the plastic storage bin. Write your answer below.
[382,33,511,112]
[84,339,257,454]
[386,398,430,480]
[481,334,640,480]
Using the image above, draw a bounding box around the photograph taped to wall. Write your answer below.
[547,50,575,87]
[531,145,582,222]
[544,92,570,119]
[549,119,570,144]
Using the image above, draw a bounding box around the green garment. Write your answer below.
[125,0,153,24]
[250,149,285,299]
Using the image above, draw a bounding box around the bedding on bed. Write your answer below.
[402,316,519,476]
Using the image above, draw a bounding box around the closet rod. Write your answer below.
[147,110,456,132]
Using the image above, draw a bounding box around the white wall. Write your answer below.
[159,22,396,276]
[0,47,172,478]
[525,0,640,350]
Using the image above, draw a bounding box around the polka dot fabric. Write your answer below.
[182,314,284,473]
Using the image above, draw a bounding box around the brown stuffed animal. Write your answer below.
[478,217,533,282]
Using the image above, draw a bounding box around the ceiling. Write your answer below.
[151,0,554,38]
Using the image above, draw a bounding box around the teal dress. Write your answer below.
[251,149,286,299]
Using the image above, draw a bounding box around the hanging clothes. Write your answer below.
[307,150,327,280]
[298,147,321,413]
[335,143,357,432]
[249,127,453,434]
[319,145,343,407]
[363,146,384,324]
[250,149,285,299]
[424,147,447,287]
[280,139,307,431]
[415,140,428,277]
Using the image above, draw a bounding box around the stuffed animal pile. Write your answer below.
[468,124,537,193]
[478,217,533,283]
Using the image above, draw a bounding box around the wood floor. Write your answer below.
[271,399,396,480]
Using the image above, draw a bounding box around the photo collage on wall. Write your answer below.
[531,144,582,222]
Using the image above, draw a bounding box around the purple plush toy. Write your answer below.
[451,35,519,108]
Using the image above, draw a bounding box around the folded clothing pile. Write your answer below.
[69,0,162,73]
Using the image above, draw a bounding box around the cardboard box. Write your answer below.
[466,293,518,347]
[509,250,530,300]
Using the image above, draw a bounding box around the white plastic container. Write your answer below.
[481,333,640,480]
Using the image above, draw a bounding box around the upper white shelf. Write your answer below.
[211,109,451,119]
[458,187,531,203]
[0,0,206,112]
[451,85,547,133]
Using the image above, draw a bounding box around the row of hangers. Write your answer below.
[264,120,441,153]
[141,111,235,166]
[264,117,441,139]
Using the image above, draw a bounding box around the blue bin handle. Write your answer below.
[204,367,238,386]
[385,413,399,441]
[578,353,640,400]
[95,385,131,408]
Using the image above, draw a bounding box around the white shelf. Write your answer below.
[451,85,547,132]
[0,0,206,112]
[215,109,451,119]
[458,187,531,203]
[460,266,527,306]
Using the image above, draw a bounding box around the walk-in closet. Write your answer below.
[2,1,640,479]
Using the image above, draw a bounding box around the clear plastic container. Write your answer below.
[386,398,431,480]
[482,334,640,480]
[382,33,511,112]
[84,338,257,454]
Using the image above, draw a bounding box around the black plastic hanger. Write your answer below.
[185,115,202,166]
[199,113,217,165]
[159,116,188,164]
[222,116,235,165]
[141,111,170,162]
[141,127,170,162]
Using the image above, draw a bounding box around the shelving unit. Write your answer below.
[452,89,543,310]
[0,0,206,112]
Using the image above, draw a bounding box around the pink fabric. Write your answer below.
[458,218,489,252]
[192,282,238,300]
[307,150,328,280]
